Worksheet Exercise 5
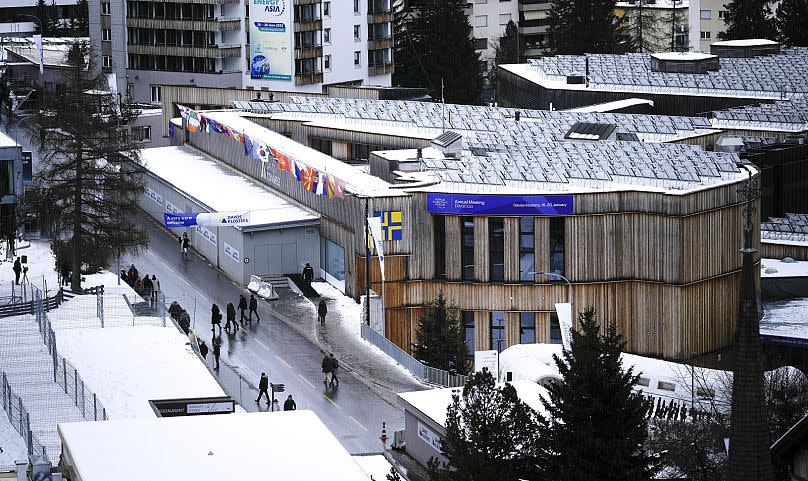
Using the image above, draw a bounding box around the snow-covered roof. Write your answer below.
[53,326,226,419]
[761,258,808,278]
[761,298,808,342]
[0,130,17,148]
[200,110,407,198]
[397,380,549,429]
[564,98,654,113]
[651,52,717,62]
[58,411,371,481]
[711,39,779,47]
[140,146,319,229]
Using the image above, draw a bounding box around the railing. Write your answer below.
[1,371,47,457]
[360,323,468,388]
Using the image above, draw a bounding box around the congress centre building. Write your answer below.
[164,95,757,362]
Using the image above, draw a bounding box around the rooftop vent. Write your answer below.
[564,122,617,141]
[710,39,780,58]
[432,130,463,157]
[650,52,720,74]
[714,135,745,153]
[616,132,640,142]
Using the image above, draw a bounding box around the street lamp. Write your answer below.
[528,270,573,317]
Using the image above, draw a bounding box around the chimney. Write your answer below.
[515,110,521,122]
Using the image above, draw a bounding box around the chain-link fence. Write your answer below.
[0,371,47,457]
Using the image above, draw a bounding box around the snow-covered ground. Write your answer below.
[0,415,27,469]
[353,454,395,481]
[54,326,225,419]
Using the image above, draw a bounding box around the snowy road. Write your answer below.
[124,210,403,454]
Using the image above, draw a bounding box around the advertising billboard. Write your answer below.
[249,0,293,81]
[426,193,574,216]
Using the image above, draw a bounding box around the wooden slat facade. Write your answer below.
[761,241,808,261]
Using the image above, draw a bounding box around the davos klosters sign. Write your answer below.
[426,193,574,216]
[249,0,292,81]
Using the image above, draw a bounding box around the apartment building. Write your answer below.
[465,0,519,72]
[688,0,728,51]
[89,0,393,105]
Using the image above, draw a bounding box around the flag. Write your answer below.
[208,118,225,134]
[293,161,303,181]
[275,149,292,172]
[168,122,174,138]
[334,178,345,199]
[302,166,318,192]
[33,34,43,75]
[253,142,269,162]
[315,172,328,196]
[375,211,403,240]
[244,134,253,157]
[368,216,385,281]
[187,109,200,133]
[326,175,336,198]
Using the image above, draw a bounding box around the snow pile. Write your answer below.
[0,416,27,468]
[313,281,362,337]
[353,454,395,481]
[761,257,808,278]
[54,326,225,419]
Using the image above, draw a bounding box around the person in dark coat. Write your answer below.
[13,257,21,285]
[302,262,314,288]
[224,302,238,331]
[142,274,153,303]
[329,353,340,387]
[127,265,138,286]
[198,340,208,359]
[120,270,129,286]
[168,301,182,320]
[321,353,333,388]
[248,294,260,322]
[212,339,221,370]
[283,395,297,411]
[210,303,222,335]
[318,299,327,326]
[179,233,190,259]
[61,262,71,286]
[238,294,248,325]
[256,372,270,404]
[178,309,191,334]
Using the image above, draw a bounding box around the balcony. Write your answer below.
[295,72,323,86]
[126,17,240,31]
[367,11,393,24]
[368,36,393,50]
[155,0,240,3]
[368,62,393,76]
[294,19,322,32]
[127,43,241,58]
[295,46,323,59]
[294,0,321,4]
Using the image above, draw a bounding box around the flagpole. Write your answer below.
[365,197,371,327]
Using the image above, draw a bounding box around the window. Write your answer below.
[324,54,331,70]
[101,2,111,15]
[700,9,711,19]
[489,218,504,282]
[490,312,505,352]
[354,0,360,13]
[700,31,711,39]
[132,126,151,142]
[473,38,488,50]
[550,313,562,344]
[499,13,511,25]
[463,311,475,357]
[637,377,651,387]
[323,1,330,16]
[461,217,475,281]
[475,0,487,3]
[354,25,361,41]
[474,15,488,27]
[102,56,112,68]
[479,60,488,72]
[320,238,346,291]
[519,312,535,344]
[434,216,446,279]
[353,51,361,66]
[150,85,161,103]
[549,217,565,276]
[696,387,716,399]
[657,381,676,392]
[127,82,134,99]
[718,10,727,18]
[323,28,331,44]
[519,217,535,281]
[102,29,112,41]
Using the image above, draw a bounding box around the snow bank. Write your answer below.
[0,416,27,468]
[313,281,362,337]
[353,454,394,481]
[54,326,225,419]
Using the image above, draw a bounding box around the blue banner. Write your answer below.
[426,193,574,215]
[164,213,198,228]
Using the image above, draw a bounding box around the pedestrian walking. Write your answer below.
[302,262,314,289]
[283,395,297,411]
[238,294,248,325]
[249,294,260,323]
[212,339,221,370]
[329,353,340,387]
[179,233,190,260]
[318,299,327,327]
[120,270,129,286]
[61,262,71,286]
[198,340,208,359]
[256,372,270,404]
[211,304,222,335]
[224,302,238,331]
[127,264,138,286]
[142,274,153,303]
[134,278,143,296]
[12,257,21,285]
[151,275,160,304]
[168,301,181,321]
[321,353,333,388]
[178,309,191,334]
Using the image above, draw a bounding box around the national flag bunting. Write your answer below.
[301,166,318,192]
[334,178,345,199]
[274,149,292,172]
[326,175,336,199]
[315,172,327,196]
[243,134,253,157]
[293,161,303,181]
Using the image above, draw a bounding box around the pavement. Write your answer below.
[124,209,422,454]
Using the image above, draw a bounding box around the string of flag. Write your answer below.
[178,105,347,200]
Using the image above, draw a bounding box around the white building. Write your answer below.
[465,0,519,73]
[89,0,393,105]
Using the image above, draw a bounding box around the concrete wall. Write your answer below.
[129,70,244,106]
[403,410,447,469]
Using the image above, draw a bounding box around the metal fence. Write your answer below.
[1,371,47,457]
[360,323,468,388]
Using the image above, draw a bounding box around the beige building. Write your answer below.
[688,0,729,51]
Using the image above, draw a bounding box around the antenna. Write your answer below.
[441,77,445,133]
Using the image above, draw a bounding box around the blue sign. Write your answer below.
[426,193,574,216]
[164,213,197,228]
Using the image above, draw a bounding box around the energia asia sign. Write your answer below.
[249,0,292,81]
[426,193,574,216]
[163,211,251,228]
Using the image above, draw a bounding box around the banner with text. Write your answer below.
[164,211,251,228]
[249,0,293,81]
[426,193,574,216]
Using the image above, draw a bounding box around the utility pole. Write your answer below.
[364,197,370,327]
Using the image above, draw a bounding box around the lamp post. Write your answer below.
[528,270,573,315]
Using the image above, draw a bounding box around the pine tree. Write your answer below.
[73,0,90,36]
[540,308,658,481]
[413,292,471,375]
[27,42,148,291]
[547,0,627,54]
[35,0,48,35]
[392,0,483,105]
[429,368,544,481]
[624,3,667,53]
[776,0,808,46]
[719,0,777,41]
[46,0,61,36]
[493,21,522,67]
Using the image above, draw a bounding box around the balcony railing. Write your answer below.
[368,36,393,50]
[367,11,393,24]
[295,46,323,59]
[126,17,240,31]
[295,72,323,85]
[127,43,241,58]
[368,62,393,76]
[294,19,322,32]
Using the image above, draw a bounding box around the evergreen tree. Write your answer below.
[547,0,627,54]
[624,2,667,53]
[776,0,808,46]
[540,308,658,480]
[27,42,148,291]
[46,0,61,36]
[413,292,471,375]
[392,0,483,105]
[719,0,777,41]
[34,0,48,35]
[429,368,544,481]
[73,0,90,36]
[493,21,523,66]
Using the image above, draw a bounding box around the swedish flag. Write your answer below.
[374,211,403,241]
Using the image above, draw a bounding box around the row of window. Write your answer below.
[463,311,561,357]
[699,9,728,20]
[435,216,565,282]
